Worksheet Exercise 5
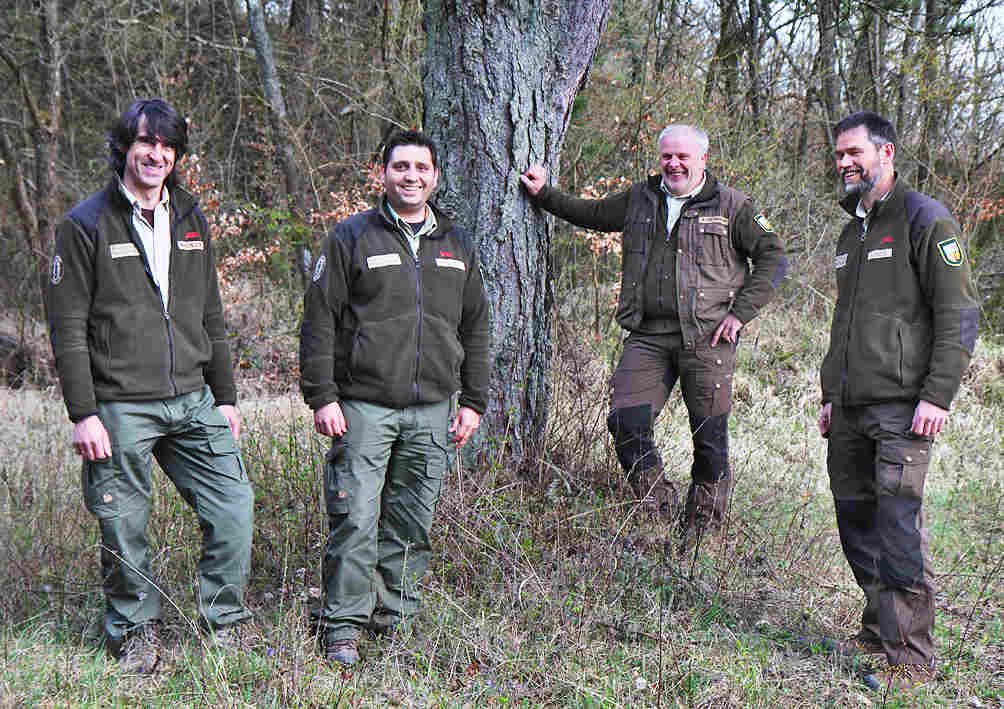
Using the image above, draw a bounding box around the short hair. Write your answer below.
[382,130,439,169]
[835,111,897,148]
[657,124,710,154]
[107,99,188,190]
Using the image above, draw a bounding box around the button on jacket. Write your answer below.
[300,199,492,415]
[46,178,236,422]
[820,177,980,410]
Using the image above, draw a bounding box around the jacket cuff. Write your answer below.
[458,393,486,416]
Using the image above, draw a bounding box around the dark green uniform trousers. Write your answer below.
[827,401,936,668]
[313,398,452,642]
[606,331,735,526]
[82,387,253,647]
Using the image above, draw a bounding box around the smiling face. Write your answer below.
[122,117,176,198]
[834,125,894,200]
[381,144,439,221]
[658,129,708,196]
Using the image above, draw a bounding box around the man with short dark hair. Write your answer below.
[46,98,253,671]
[521,125,787,545]
[300,129,491,665]
[819,111,979,690]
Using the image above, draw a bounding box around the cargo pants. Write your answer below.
[313,398,452,642]
[606,331,735,528]
[827,401,936,667]
[82,386,254,648]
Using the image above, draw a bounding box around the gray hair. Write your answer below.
[657,124,709,154]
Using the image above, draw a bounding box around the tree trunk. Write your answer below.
[424,0,611,467]
[816,0,840,143]
[245,0,308,284]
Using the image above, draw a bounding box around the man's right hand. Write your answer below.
[817,402,832,438]
[73,415,112,460]
[520,165,548,197]
[314,401,347,437]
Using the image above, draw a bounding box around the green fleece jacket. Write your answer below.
[820,177,980,409]
[299,199,492,414]
[46,179,236,422]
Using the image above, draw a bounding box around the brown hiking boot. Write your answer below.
[824,630,884,657]
[322,636,359,666]
[114,623,162,674]
[863,663,937,691]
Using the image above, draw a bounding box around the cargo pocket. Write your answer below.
[81,456,131,520]
[194,406,246,482]
[324,438,351,518]
[689,342,737,417]
[876,437,930,501]
[876,437,930,587]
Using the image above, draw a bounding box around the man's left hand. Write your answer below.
[218,404,242,441]
[912,399,948,437]
[449,406,481,448]
[711,313,743,347]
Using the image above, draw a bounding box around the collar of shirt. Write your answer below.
[386,202,438,256]
[661,174,706,235]
[855,186,893,232]
[119,180,170,218]
[660,174,706,202]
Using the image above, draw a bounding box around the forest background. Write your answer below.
[1,0,1002,707]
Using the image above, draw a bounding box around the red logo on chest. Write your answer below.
[881,236,894,244]
[439,250,454,258]
[184,232,200,240]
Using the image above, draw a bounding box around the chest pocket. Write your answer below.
[694,218,731,266]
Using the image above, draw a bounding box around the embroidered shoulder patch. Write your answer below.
[937,237,964,266]
[50,254,63,284]
[312,254,326,282]
[753,213,775,233]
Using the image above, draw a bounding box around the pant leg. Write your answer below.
[374,399,451,623]
[827,404,883,641]
[678,339,736,528]
[312,399,397,641]
[607,332,676,505]
[153,387,254,631]
[84,400,164,648]
[866,403,936,667]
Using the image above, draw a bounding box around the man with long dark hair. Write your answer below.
[45,99,253,672]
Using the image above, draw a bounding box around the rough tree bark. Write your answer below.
[423,0,611,466]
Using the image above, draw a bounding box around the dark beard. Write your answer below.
[841,168,880,196]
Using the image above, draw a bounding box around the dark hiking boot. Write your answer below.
[322,636,359,666]
[112,623,162,674]
[863,664,937,691]
[824,630,884,657]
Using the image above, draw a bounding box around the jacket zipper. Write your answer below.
[841,221,868,402]
[413,249,423,401]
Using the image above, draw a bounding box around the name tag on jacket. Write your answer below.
[110,243,140,259]
[367,253,402,269]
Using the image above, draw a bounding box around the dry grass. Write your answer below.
[1,293,1002,707]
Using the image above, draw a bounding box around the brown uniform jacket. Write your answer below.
[532,173,788,349]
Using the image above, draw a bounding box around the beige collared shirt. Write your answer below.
[386,203,438,258]
[119,181,171,309]
[661,174,706,236]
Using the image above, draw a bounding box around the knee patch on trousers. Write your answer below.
[689,411,729,483]
[607,405,660,475]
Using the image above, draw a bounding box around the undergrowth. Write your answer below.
[1,292,1001,708]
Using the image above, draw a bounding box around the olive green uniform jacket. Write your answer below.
[820,177,980,410]
[300,199,491,415]
[46,179,236,421]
